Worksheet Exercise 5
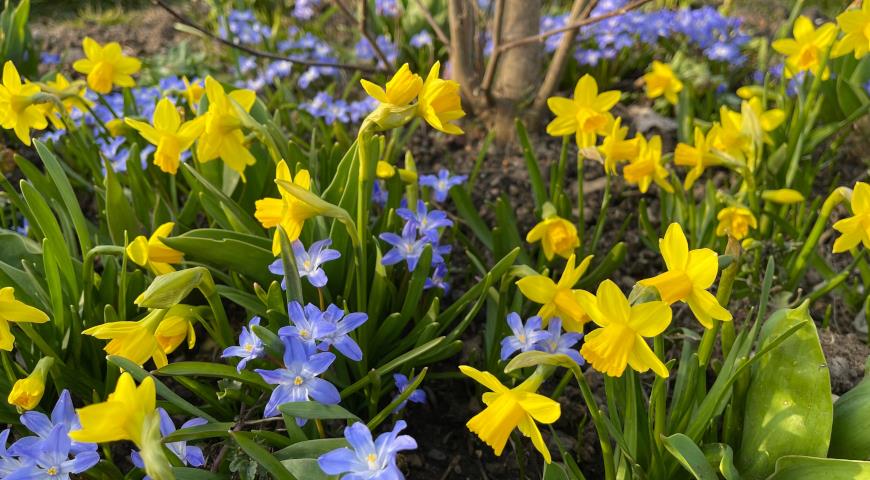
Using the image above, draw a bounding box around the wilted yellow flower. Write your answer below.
[526,204,580,260]
[772,16,837,78]
[599,117,639,175]
[547,74,620,147]
[83,309,180,368]
[126,222,184,276]
[255,161,318,255]
[460,365,560,463]
[417,61,465,135]
[516,254,593,332]
[675,126,721,189]
[639,223,732,329]
[643,61,683,104]
[762,188,805,205]
[7,356,53,412]
[0,287,49,351]
[575,280,671,377]
[182,76,204,109]
[196,76,257,180]
[72,37,141,94]
[0,61,47,145]
[623,135,673,194]
[716,206,757,240]
[361,63,422,107]
[125,98,205,174]
[832,181,870,253]
[154,304,198,353]
[833,1,870,59]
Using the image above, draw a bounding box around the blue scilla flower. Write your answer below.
[318,421,417,480]
[12,390,96,457]
[269,239,341,289]
[0,430,26,476]
[98,136,129,173]
[293,0,321,20]
[380,222,438,272]
[419,169,467,203]
[392,374,426,413]
[396,200,453,242]
[410,31,433,48]
[131,408,206,476]
[222,317,266,372]
[319,304,367,362]
[40,52,60,65]
[298,67,322,89]
[372,180,389,207]
[538,318,584,366]
[278,301,338,349]
[424,263,450,294]
[5,424,100,480]
[500,313,550,361]
[255,336,340,420]
[375,0,399,17]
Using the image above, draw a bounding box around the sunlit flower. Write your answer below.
[83,310,172,368]
[376,160,396,178]
[7,357,53,412]
[709,106,751,164]
[772,16,837,78]
[833,181,870,253]
[547,74,621,147]
[674,126,721,189]
[598,117,639,174]
[575,280,671,377]
[154,304,198,354]
[500,313,550,360]
[538,318,584,365]
[640,223,732,328]
[6,423,99,479]
[70,373,154,447]
[516,254,593,332]
[419,169,467,203]
[623,134,673,193]
[0,286,49,351]
[460,365,560,463]
[392,374,426,412]
[126,222,184,276]
[526,205,580,260]
[0,61,48,145]
[196,76,257,179]
[762,188,805,205]
[72,37,141,94]
[716,206,757,240]
[361,63,422,107]
[182,76,204,109]
[833,1,870,59]
[643,60,683,104]
[417,61,465,134]
[318,421,417,479]
[269,239,340,288]
[125,98,204,174]
[255,162,318,255]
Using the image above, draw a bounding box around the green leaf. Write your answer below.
[738,300,832,479]
[663,434,719,480]
[542,462,570,480]
[449,186,493,251]
[156,362,269,389]
[275,439,348,460]
[160,232,273,285]
[830,378,870,459]
[278,402,360,422]
[765,456,870,479]
[103,154,140,245]
[35,141,93,254]
[281,459,330,480]
[515,118,547,213]
[173,467,229,479]
[163,422,233,443]
[231,431,296,480]
[702,443,742,480]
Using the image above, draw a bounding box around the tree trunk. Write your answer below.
[447,0,486,113]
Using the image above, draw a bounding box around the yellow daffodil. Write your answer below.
[623,134,673,194]
[125,98,205,174]
[41,73,90,129]
[361,63,422,107]
[575,280,671,377]
[154,304,199,353]
[772,16,837,78]
[833,1,870,59]
[516,254,593,332]
[196,76,257,180]
[376,160,396,179]
[643,61,683,104]
[7,357,53,412]
[639,223,732,329]
[710,106,751,163]
[833,181,870,253]
[0,61,48,145]
[547,74,620,148]
[71,373,174,480]
[0,287,49,351]
[126,222,184,276]
[762,188,805,205]
[526,204,580,260]
[746,97,784,144]
[599,117,639,174]
[83,309,183,368]
[72,37,141,94]
[675,126,721,189]
[255,161,318,255]
[460,365,560,463]
[417,61,464,135]
[716,206,757,240]
[182,76,204,109]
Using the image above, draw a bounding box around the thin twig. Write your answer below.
[413,0,450,45]
[496,0,652,53]
[152,0,384,72]
[479,0,504,93]
[333,0,396,71]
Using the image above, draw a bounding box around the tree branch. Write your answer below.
[479,0,504,93]
[333,0,396,71]
[152,0,385,72]
[413,0,450,45]
[496,0,651,53]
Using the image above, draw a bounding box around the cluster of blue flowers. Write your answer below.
[500,313,585,365]
[318,420,417,480]
[301,91,378,125]
[219,9,272,45]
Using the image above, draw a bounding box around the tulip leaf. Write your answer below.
[160,233,273,285]
[830,377,870,459]
[663,434,719,480]
[231,432,296,480]
[281,459,330,480]
[765,456,870,479]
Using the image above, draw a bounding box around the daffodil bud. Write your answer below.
[155,304,202,353]
[376,160,396,179]
[363,103,417,132]
[8,356,54,412]
[135,267,207,308]
[762,188,805,205]
[397,168,418,184]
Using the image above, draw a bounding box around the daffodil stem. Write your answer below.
[570,366,615,480]
[355,130,373,312]
[82,245,126,322]
[699,238,740,366]
[577,153,586,252]
[653,336,666,450]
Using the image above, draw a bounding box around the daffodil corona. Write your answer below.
[516,254,594,331]
[72,37,141,94]
[547,74,621,147]
[623,135,673,193]
[716,206,757,240]
[126,98,204,174]
[643,61,683,104]
[772,16,837,78]
[526,204,580,260]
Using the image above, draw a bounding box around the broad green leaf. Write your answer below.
[542,462,570,480]
[35,140,93,254]
[231,431,296,480]
[765,456,870,479]
[281,459,330,480]
[161,233,273,285]
[275,439,348,460]
[702,443,742,480]
[663,434,719,480]
[830,378,870,459]
[156,362,269,389]
[278,402,360,422]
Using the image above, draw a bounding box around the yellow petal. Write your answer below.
[660,223,688,271]
[459,365,507,393]
[516,276,556,304]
